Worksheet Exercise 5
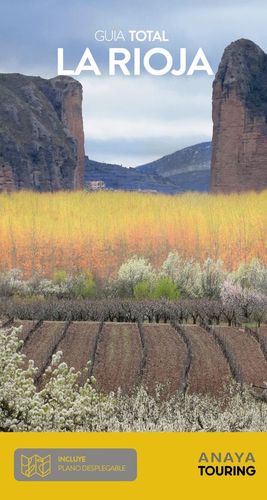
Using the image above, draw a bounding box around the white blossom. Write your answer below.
[0,327,267,432]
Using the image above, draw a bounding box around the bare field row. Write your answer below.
[3,320,267,395]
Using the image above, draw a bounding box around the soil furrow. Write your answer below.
[251,326,267,362]
[171,322,192,394]
[21,321,69,384]
[88,321,104,378]
[54,321,100,385]
[16,319,43,346]
[92,322,142,394]
[136,320,148,387]
[212,326,267,386]
[179,325,232,394]
[141,323,188,397]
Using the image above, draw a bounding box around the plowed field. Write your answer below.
[180,325,232,394]
[4,320,267,395]
[93,323,142,393]
[213,326,267,385]
[141,324,188,396]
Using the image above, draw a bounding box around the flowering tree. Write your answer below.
[233,259,267,295]
[221,279,267,325]
[199,258,226,298]
[113,256,156,297]
[0,269,30,297]
[161,252,202,298]
[161,253,226,298]
[0,327,111,431]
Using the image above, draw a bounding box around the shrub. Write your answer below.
[53,270,68,285]
[1,256,267,303]
[161,252,201,298]
[150,277,180,300]
[0,269,30,297]
[0,326,108,431]
[133,280,152,299]
[133,278,180,300]
[199,258,226,299]
[71,271,97,299]
[113,256,156,297]
[37,279,64,298]
[233,259,267,295]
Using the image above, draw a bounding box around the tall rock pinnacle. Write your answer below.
[0,73,85,191]
[211,39,267,193]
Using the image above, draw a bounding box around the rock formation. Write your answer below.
[211,39,267,193]
[0,73,84,191]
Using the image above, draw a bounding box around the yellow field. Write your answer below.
[0,190,266,278]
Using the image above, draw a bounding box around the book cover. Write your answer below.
[0,0,266,498]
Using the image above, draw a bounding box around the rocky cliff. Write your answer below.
[0,73,84,191]
[211,39,267,193]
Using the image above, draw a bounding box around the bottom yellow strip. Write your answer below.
[0,432,265,499]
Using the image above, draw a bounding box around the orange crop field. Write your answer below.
[0,190,266,278]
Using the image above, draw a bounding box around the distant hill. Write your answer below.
[136,142,211,176]
[84,158,179,193]
[84,142,212,193]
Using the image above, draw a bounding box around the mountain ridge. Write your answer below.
[85,141,212,193]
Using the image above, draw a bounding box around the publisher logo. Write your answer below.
[15,449,137,481]
[197,451,256,477]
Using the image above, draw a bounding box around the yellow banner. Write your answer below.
[0,432,265,499]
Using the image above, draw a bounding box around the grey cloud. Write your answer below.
[0,0,266,164]
[86,130,211,168]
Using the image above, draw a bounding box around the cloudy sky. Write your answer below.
[1,0,267,166]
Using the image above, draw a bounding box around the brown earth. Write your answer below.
[141,324,188,396]
[20,321,66,380]
[13,319,39,342]
[4,321,267,396]
[0,317,11,327]
[213,326,267,385]
[252,326,267,361]
[56,321,100,384]
[92,323,142,394]
[181,325,232,394]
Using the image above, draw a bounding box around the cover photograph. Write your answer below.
[0,0,266,498]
